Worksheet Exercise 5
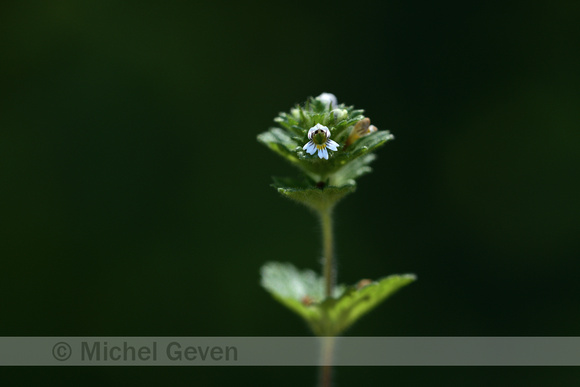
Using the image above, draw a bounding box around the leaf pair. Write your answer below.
[261,262,416,336]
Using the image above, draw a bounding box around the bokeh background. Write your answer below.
[1,1,579,385]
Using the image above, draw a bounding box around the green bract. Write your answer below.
[257,94,393,210]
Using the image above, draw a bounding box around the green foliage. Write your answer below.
[271,176,356,212]
[259,95,415,339]
[257,93,394,208]
[261,262,416,336]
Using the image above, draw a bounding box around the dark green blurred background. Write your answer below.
[1,1,579,385]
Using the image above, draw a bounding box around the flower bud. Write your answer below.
[331,108,348,121]
[345,117,377,147]
[316,92,338,109]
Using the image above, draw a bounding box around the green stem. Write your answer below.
[320,208,334,298]
[319,336,336,387]
[319,205,336,387]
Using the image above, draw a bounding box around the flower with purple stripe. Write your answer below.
[303,124,339,160]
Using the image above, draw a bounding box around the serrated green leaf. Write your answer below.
[274,115,302,136]
[257,128,300,163]
[273,182,356,212]
[261,262,345,303]
[332,116,364,141]
[290,125,306,133]
[271,175,312,190]
[349,130,394,154]
[260,262,346,325]
[261,262,416,336]
[331,154,376,186]
[298,106,310,127]
[314,274,416,335]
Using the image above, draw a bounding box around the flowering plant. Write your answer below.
[257,94,415,370]
[257,92,395,209]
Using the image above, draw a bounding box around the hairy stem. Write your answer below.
[318,206,336,387]
[320,208,335,298]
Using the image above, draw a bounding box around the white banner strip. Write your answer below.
[0,337,579,366]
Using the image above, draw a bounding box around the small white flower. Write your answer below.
[316,92,338,109]
[302,123,340,160]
